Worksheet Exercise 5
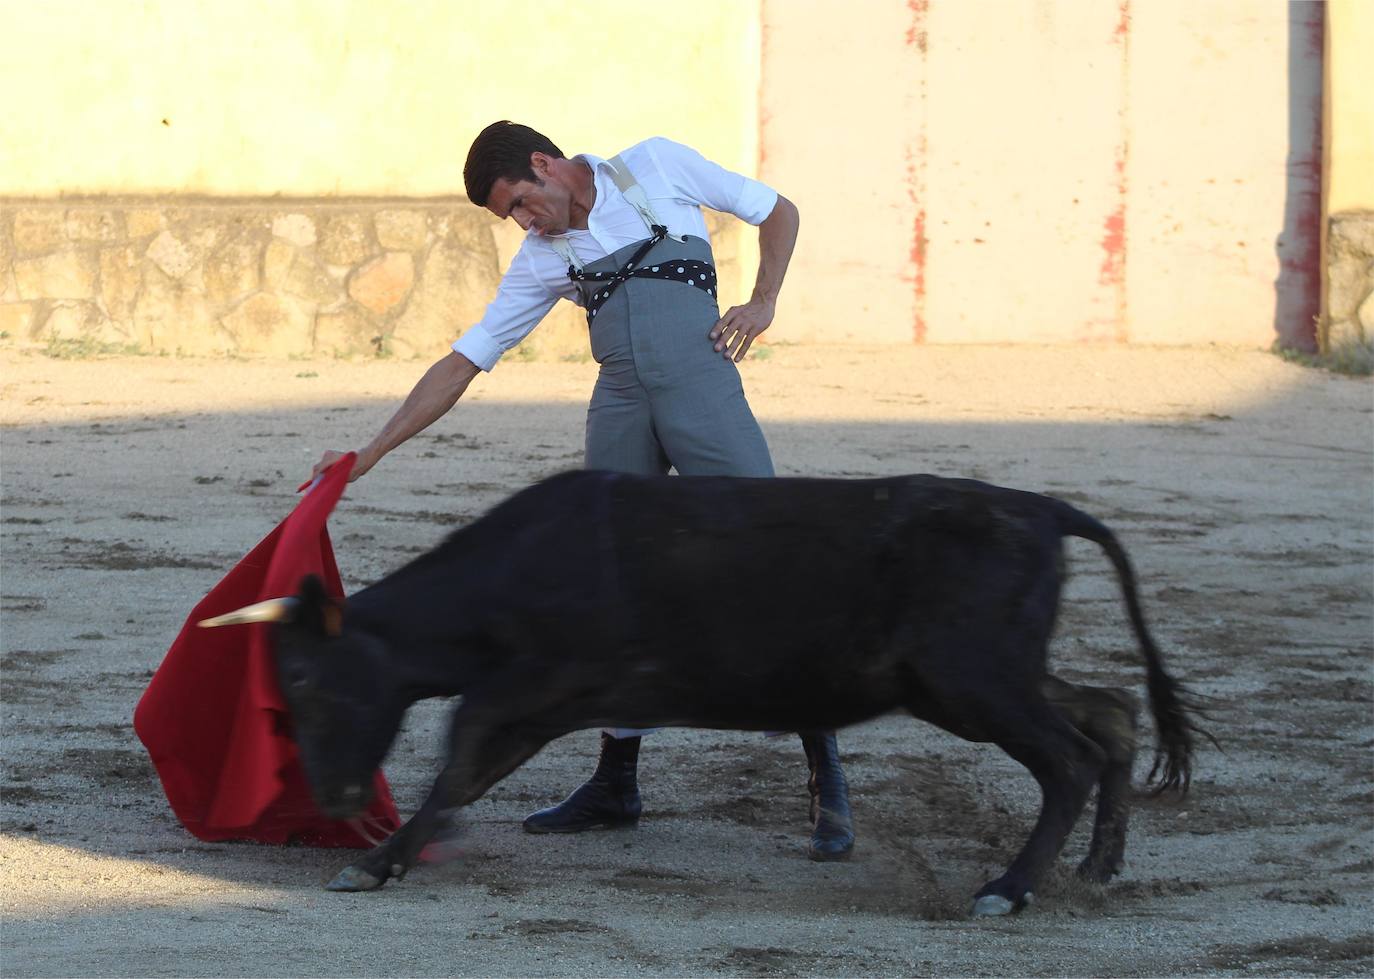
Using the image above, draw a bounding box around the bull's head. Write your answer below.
[200,574,403,819]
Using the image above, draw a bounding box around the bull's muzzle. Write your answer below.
[197,597,298,628]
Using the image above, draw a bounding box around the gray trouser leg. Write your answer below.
[620,275,774,477]
[586,362,665,739]
[585,360,671,476]
[650,361,774,477]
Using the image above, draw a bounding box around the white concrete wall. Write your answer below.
[760,0,1321,348]
[757,0,923,344]
[923,0,1126,344]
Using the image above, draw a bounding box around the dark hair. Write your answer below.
[464,121,565,206]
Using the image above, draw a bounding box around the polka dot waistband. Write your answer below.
[577,259,718,319]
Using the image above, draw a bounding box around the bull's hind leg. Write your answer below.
[969,700,1105,917]
[1042,676,1140,883]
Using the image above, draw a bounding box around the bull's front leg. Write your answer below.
[325,710,551,892]
[326,794,459,892]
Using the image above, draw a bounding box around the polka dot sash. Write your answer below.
[566,225,719,320]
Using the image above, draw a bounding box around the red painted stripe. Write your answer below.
[1096,0,1131,343]
[908,0,929,344]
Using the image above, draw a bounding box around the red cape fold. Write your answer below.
[134,454,401,847]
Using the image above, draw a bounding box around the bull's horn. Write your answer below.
[197,597,299,628]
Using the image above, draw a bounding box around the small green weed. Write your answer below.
[42,337,145,359]
[1275,335,1374,376]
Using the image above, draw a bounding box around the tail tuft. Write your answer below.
[1052,496,1218,797]
[1143,677,1220,796]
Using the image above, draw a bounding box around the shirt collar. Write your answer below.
[574,153,609,173]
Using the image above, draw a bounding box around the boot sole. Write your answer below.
[807,843,855,862]
[522,817,640,835]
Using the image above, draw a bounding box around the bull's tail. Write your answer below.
[1051,500,1213,795]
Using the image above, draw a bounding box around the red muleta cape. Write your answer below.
[134,454,401,847]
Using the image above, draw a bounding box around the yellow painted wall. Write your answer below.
[1328,0,1374,212]
[0,0,761,197]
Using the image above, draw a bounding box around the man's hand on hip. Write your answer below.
[710,298,775,363]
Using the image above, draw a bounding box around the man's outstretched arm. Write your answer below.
[710,194,799,362]
[311,351,481,483]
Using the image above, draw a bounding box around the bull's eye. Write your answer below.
[285,669,308,689]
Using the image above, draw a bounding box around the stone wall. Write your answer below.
[1324,211,1374,353]
[0,202,748,361]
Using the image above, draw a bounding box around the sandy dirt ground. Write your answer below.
[1,344,1372,978]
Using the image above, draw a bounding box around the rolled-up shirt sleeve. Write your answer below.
[643,137,779,226]
[451,247,558,371]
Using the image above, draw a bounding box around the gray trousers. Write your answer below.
[576,234,773,739]
[582,235,773,479]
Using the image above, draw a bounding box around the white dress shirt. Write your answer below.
[451,137,779,371]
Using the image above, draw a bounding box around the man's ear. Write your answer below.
[530,151,552,177]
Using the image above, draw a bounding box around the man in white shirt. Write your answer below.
[310,121,854,861]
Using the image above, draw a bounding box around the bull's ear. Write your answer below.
[296,574,346,638]
[321,603,344,638]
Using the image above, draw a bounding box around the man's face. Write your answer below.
[485,154,573,236]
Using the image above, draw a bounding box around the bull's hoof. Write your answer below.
[971,894,1015,917]
[325,865,386,892]
[970,891,1032,918]
[1076,856,1120,884]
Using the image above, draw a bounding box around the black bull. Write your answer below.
[238,471,1205,916]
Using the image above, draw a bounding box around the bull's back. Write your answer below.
[585,474,1067,711]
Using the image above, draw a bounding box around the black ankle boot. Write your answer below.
[801,731,854,861]
[522,733,642,834]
